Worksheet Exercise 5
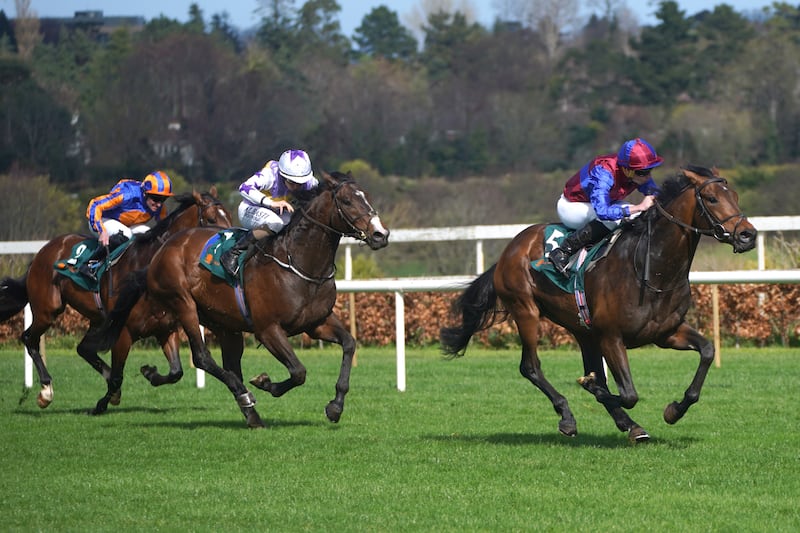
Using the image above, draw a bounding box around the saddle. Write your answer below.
[531,224,622,328]
[54,238,133,291]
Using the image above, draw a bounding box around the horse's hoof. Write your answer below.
[36,384,54,408]
[628,426,650,443]
[663,401,682,424]
[558,420,578,437]
[140,365,157,383]
[110,390,122,406]
[245,410,266,429]
[249,373,272,391]
[576,372,596,386]
[325,402,342,423]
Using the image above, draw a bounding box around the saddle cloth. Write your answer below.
[199,228,248,284]
[54,238,133,291]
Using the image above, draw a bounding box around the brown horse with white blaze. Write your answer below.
[440,166,757,442]
[86,171,389,427]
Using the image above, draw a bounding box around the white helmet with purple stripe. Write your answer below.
[278,149,315,184]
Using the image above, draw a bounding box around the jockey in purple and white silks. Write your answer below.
[221,149,320,277]
[548,138,664,276]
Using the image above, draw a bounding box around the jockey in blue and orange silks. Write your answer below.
[548,138,664,276]
[80,170,174,280]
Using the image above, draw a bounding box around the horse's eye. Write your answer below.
[706,196,718,204]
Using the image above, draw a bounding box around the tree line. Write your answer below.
[0,0,799,249]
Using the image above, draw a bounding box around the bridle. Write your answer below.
[260,180,379,284]
[654,177,748,243]
[636,176,746,293]
[299,180,378,243]
[197,197,229,227]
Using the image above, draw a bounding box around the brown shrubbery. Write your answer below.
[3,284,797,348]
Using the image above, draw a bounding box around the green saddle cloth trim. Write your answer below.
[199,228,249,285]
[531,224,607,294]
[54,238,132,291]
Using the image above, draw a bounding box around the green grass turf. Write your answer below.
[0,345,798,531]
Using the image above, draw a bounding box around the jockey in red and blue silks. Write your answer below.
[548,138,664,276]
[80,171,174,280]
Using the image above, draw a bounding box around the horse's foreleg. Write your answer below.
[657,322,714,424]
[141,332,184,386]
[249,324,307,399]
[514,312,577,437]
[86,327,135,415]
[181,324,265,428]
[76,323,112,381]
[217,330,244,382]
[583,338,648,442]
[306,313,354,423]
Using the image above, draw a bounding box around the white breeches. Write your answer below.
[237,202,292,233]
[556,194,632,230]
[93,218,149,239]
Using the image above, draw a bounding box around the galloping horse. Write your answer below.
[440,166,756,441]
[0,188,232,409]
[88,171,389,427]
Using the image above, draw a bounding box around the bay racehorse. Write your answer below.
[86,171,389,427]
[0,188,232,410]
[440,166,756,442]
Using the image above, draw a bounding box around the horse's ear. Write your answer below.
[711,166,720,177]
[192,189,202,203]
[209,185,218,198]
[321,171,337,187]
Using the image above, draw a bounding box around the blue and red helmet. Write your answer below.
[617,138,664,170]
[141,171,174,196]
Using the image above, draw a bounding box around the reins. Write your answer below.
[261,179,376,284]
[636,176,746,293]
[653,177,747,241]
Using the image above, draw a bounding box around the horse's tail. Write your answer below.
[83,269,148,353]
[0,272,29,322]
[440,263,504,357]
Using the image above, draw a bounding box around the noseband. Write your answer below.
[654,177,747,243]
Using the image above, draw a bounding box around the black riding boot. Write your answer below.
[78,233,128,282]
[548,220,611,276]
[221,231,259,277]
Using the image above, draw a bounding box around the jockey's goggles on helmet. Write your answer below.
[634,169,652,177]
[147,194,169,203]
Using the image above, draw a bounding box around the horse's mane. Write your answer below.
[284,171,354,228]
[630,165,715,233]
[133,193,198,245]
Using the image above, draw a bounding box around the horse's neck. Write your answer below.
[642,202,702,277]
[169,206,198,234]
[278,211,341,277]
[130,207,195,264]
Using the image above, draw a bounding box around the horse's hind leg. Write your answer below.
[513,310,578,437]
[21,319,55,408]
[657,322,714,424]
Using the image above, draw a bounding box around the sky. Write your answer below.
[1,0,775,37]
